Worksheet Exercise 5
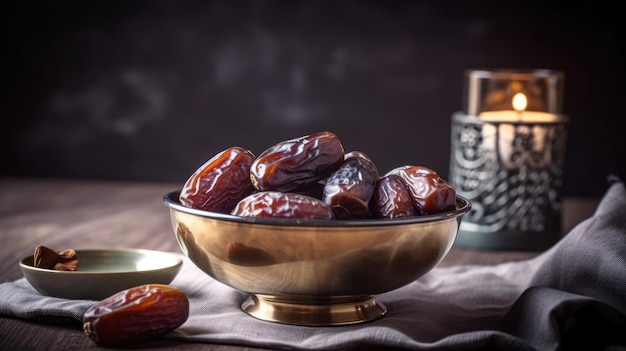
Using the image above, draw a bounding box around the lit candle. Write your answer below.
[479,93,558,122]
[478,93,554,169]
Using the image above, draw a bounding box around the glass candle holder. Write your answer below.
[449,69,568,250]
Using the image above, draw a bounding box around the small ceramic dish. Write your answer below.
[19,249,183,300]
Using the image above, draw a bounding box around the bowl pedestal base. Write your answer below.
[242,294,387,326]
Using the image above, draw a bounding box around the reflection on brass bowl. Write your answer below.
[163,190,470,326]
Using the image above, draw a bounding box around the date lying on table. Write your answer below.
[180,131,457,219]
[83,284,189,347]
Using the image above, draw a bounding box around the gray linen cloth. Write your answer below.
[2,181,625,351]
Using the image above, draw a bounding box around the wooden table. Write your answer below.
[0,178,601,350]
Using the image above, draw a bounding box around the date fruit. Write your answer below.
[370,174,418,218]
[322,151,379,219]
[83,284,189,347]
[231,191,335,219]
[180,146,256,213]
[250,131,345,192]
[33,246,79,271]
[386,165,456,215]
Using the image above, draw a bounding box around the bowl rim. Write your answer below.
[19,248,183,275]
[163,190,471,227]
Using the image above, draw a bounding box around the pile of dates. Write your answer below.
[179,131,456,220]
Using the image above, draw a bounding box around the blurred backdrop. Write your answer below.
[2,0,623,197]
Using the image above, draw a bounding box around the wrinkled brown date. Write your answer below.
[180,146,256,213]
[33,246,79,271]
[386,165,456,215]
[322,152,379,219]
[83,284,189,347]
[231,191,335,219]
[250,131,345,192]
[370,174,418,218]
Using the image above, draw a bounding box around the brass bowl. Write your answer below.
[163,190,470,326]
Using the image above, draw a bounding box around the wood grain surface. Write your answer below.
[0,178,600,350]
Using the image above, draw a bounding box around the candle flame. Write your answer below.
[512,93,527,112]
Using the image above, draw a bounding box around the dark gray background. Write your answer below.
[2,0,623,197]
